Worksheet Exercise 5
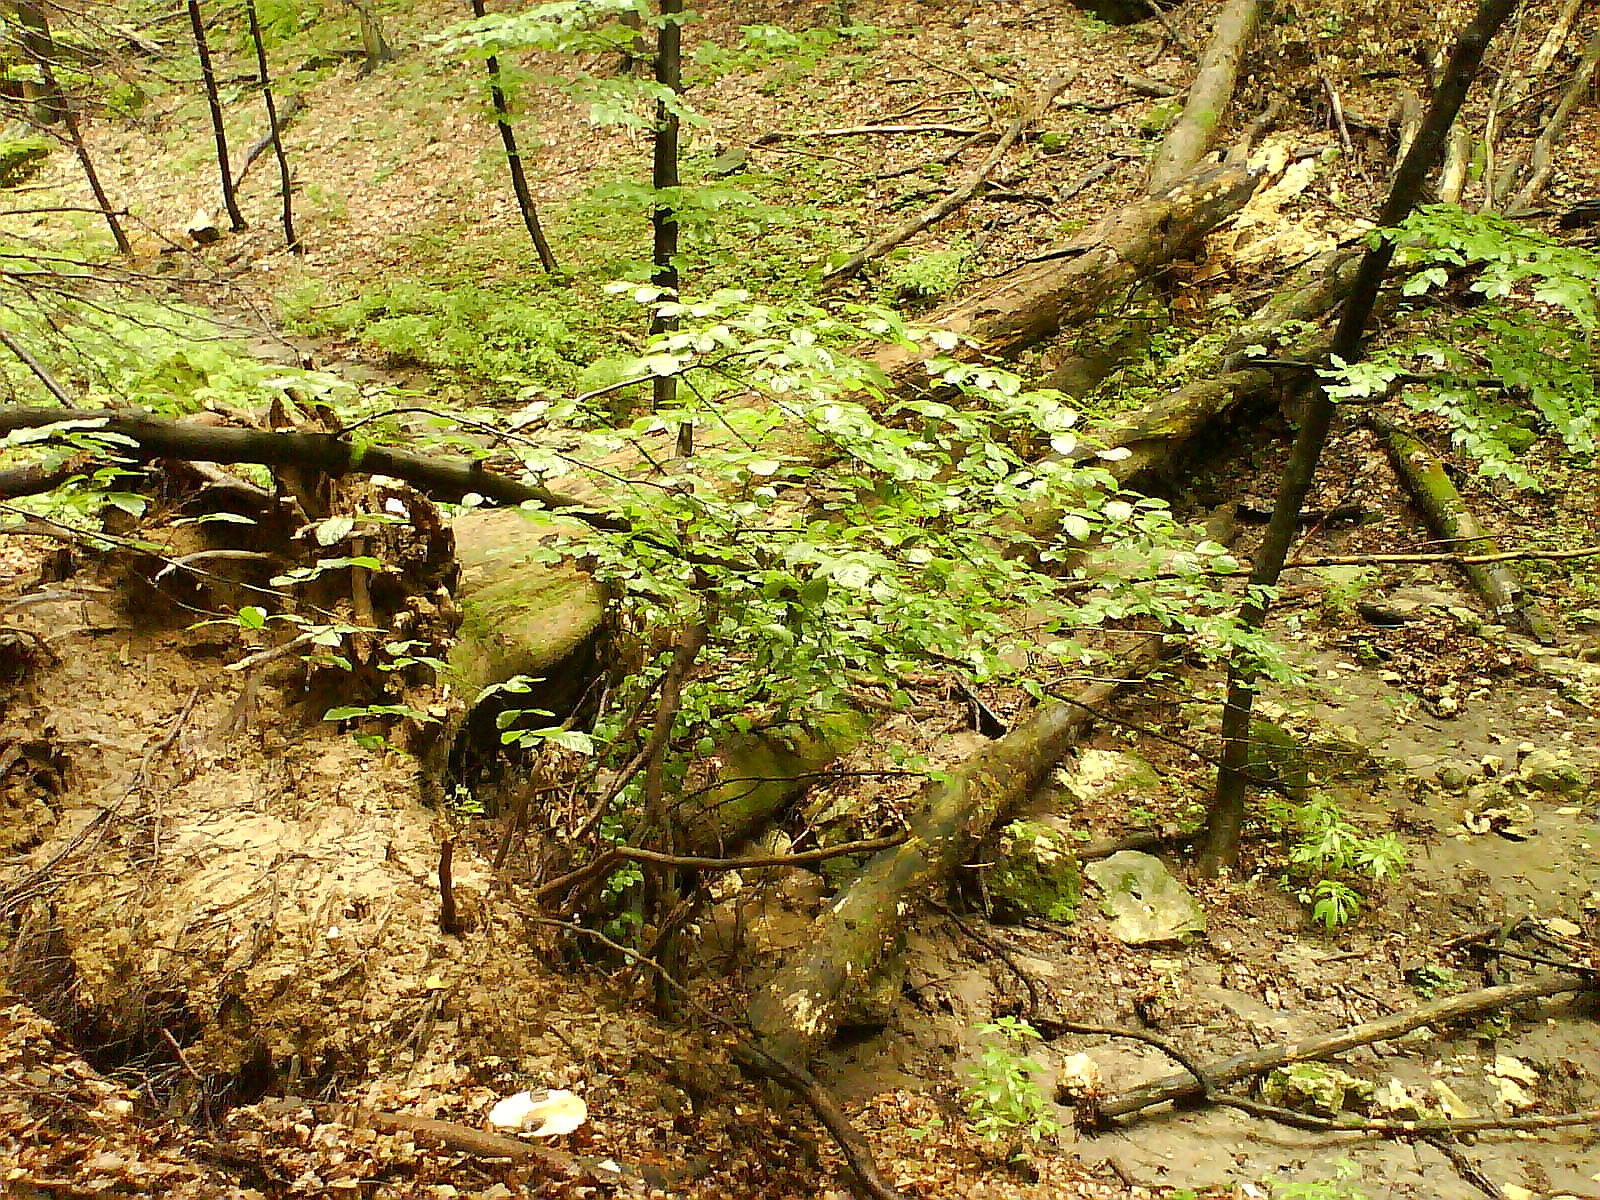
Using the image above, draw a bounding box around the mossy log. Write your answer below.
[745,639,1161,1067]
[871,161,1260,377]
[1372,414,1551,640]
[444,510,869,850]
[1147,0,1265,193]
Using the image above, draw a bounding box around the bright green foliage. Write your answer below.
[963,1017,1062,1144]
[689,22,887,88]
[0,136,52,187]
[504,290,1257,837]
[437,0,701,127]
[1270,1160,1370,1200]
[1267,794,1406,930]
[884,242,970,301]
[280,280,598,386]
[1325,205,1599,487]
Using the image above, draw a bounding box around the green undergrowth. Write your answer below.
[275,143,869,392]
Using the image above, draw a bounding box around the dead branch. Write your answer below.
[1507,29,1600,212]
[821,74,1074,288]
[1485,0,1582,207]
[1147,0,1264,192]
[0,327,74,403]
[437,837,459,934]
[1094,971,1595,1123]
[756,123,985,143]
[232,91,304,191]
[1288,545,1600,568]
[0,406,613,527]
[254,1100,602,1178]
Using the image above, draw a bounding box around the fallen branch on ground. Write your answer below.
[756,123,983,142]
[1093,970,1596,1123]
[1371,413,1553,641]
[1288,545,1600,568]
[821,74,1074,287]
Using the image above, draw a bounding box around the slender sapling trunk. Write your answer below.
[1199,0,1521,875]
[186,0,247,232]
[242,0,299,253]
[468,0,560,275]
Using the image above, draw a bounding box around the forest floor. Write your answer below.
[3,0,1599,1197]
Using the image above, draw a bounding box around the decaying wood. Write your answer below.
[1485,0,1583,207]
[1506,29,1600,213]
[1094,970,1596,1123]
[0,407,607,525]
[822,73,1074,287]
[1147,0,1264,193]
[745,636,1162,1066]
[232,91,304,192]
[872,160,1260,379]
[1371,413,1552,641]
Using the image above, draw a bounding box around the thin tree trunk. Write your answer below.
[0,328,74,403]
[10,0,65,124]
[1199,0,1521,876]
[17,8,130,254]
[342,0,395,74]
[651,0,684,437]
[50,93,131,255]
[747,638,1162,1066]
[186,0,247,232]
[242,0,299,253]
[468,0,560,274]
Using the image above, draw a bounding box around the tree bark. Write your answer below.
[869,161,1260,382]
[1146,0,1263,193]
[0,407,609,523]
[18,6,131,254]
[745,638,1161,1066]
[1201,0,1521,876]
[1371,413,1551,640]
[650,0,684,429]
[242,0,299,253]
[186,0,247,233]
[469,0,559,274]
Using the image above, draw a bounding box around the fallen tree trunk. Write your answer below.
[744,636,1163,1067]
[0,407,604,522]
[870,160,1260,376]
[1147,0,1265,193]
[1091,970,1596,1123]
[1371,413,1552,640]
